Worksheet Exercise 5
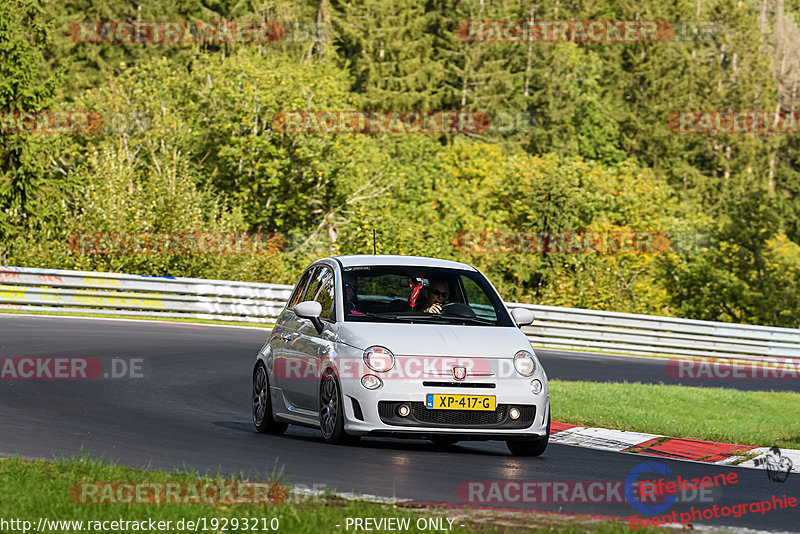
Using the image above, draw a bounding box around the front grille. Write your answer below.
[378,401,535,429]
[413,403,507,425]
[422,381,496,389]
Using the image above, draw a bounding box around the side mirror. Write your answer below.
[511,308,535,328]
[293,300,324,333]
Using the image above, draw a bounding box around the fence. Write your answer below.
[0,266,291,324]
[2,265,799,362]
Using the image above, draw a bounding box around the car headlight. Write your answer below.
[513,350,536,376]
[363,346,395,372]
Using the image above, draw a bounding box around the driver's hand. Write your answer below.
[424,303,442,314]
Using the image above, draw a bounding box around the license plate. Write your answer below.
[426,394,496,411]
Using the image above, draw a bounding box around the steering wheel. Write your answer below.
[441,302,477,317]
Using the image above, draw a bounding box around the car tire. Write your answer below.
[506,411,550,457]
[319,373,359,445]
[253,363,288,434]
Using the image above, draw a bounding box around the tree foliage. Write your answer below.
[3,0,800,325]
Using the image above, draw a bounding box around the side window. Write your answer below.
[288,268,315,308]
[461,275,498,321]
[305,266,335,320]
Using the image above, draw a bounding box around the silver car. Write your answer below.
[252,255,550,456]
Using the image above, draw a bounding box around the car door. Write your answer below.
[292,265,338,410]
[271,267,315,405]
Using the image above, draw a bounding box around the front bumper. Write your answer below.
[377,401,535,429]
[339,376,550,439]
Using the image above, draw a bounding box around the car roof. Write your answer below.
[330,254,478,271]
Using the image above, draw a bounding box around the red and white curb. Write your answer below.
[550,421,800,473]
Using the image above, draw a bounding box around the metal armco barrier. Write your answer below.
[2,265,799,361]
[513,303,800,362]
[0,266,292,324]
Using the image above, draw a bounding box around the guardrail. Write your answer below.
[512,303,800,362]
[0,266,291,324]
[2,265,799,361]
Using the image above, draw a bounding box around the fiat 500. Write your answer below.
[252,255,550,456]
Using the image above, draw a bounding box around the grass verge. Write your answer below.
[0,457,647,533]
[551,379,800,449]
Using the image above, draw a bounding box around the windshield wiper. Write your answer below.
[380,312,495,325]
[437,314,496,325]
[349,312,495,325]
[377,312,452,324]
[348,312,447,323]
[346,312,398,322]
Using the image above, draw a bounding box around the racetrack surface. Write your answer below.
[539,349,800,393]
[1,314,798,531]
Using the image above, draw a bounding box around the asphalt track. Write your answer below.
[0,314,798,531]
[540,348,800,393]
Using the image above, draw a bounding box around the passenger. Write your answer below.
[344,274,363,315]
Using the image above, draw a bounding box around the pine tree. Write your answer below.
[0,0,62,248]
[329,0,442,110]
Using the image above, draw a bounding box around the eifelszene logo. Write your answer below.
[624,461,736,514]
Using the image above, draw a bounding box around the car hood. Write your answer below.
[336,322,531,357]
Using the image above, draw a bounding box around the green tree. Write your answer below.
[0,0,67,251]
[330,0,443,110]
[661,187,800,326]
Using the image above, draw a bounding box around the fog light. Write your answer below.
[509,407,521,420]
[397,404,410,417]
[361,374,382,390]
[530,379,543,395]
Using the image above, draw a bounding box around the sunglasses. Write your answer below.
[431,289,448,298]
[345,283,359,290]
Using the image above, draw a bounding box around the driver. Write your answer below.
[417,278,449,314]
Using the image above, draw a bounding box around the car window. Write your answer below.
[460,275,498,321]
[305,266,335,319]
[341,266,513,326]
[288,268,315,308]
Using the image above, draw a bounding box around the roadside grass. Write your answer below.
[0,457,648,533]
[551,379,800,449]
[0,309,273,328]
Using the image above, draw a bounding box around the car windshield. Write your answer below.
[341,266,513,326]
